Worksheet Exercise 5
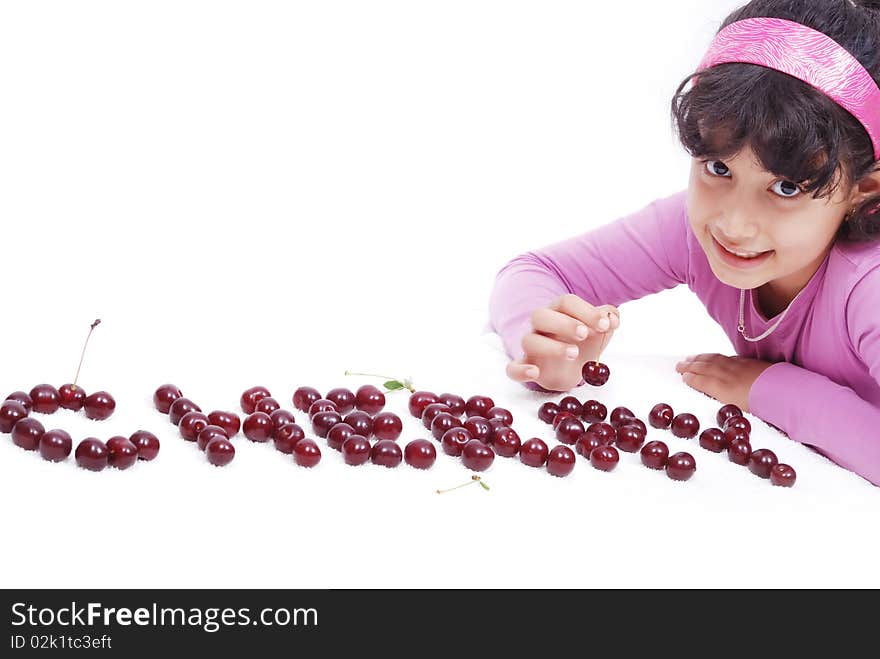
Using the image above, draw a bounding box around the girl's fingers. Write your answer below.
[506,360,540,383]
[550,294,620,332]
[530,307,590,342]
[522,332,581,361]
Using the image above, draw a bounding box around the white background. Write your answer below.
[1,0,877,589]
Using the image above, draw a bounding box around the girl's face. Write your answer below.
[686,145,852,300]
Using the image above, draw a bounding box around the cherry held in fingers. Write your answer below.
[404,439,437,470]
[75,438,109,472]
[582,361,610,386]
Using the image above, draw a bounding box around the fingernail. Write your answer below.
[565,346,579,360]
[525,367,539,378]
[575,324,588,340]
[598,318,610,330]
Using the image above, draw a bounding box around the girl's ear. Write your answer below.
[849,165,880,208]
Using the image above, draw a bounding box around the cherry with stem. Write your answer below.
[344,370,415,393]
[70,319,101,393]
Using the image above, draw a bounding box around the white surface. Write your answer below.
[1,1,877,589]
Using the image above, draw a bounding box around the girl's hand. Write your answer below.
[675,353,775,412]
[506,294,620,392]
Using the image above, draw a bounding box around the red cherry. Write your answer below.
[83,391,116,421]
[430,412,462,441]
[208,411,241,438]
[558,396,583,417]
[438,393,466,417]
[723,427,749,448]
[488,419,508,442]
[0,400,28,433]
[464,395,495,418]
[129,430,160,460]
[621,418,647,434]
[556,417,585,445]
[292,386,322,413]
[615,424,646,452]
[770,463,796,487]
[373,412,403,441]
[408,391,438,418]
[58,384,86,411]
[582,361,610,386]
[585,422,616,445]
[107,436,139,469]
[274,423,305,454]
[327,422,356,451]
[546,445,576,477]
[342,435,372,466]
[269,409,296,436]
[748,448,778,478]
[342,411,373,438]
[240,386,271,415]
[723,416,751,435]
[538,402,561,424]
[486,406,514,426]
[75,438,109,471]
[699,428,726,452]
[728,439,752,466]
[293,438,321,467]
[311,411,343,438]
[670,413,700,438]
[404,439,437,469]
[29,384,60,414]
[666,452,696,481]
[153,384,182,414]
[520,438,549,467]
[309,399,337,417]
[12,417,44,450]
[179,411,210,442]
[371,439,403,468]
[492,427,521,457]
[576,433,603,458]
[441,427,472,456]
[254,397,281,415]
[716,404,743,427]
[463,416,492,443]
[609,406,635,427]
[590,445,619,471]
[169,397,201,426]
[640,440,669,469]
[649,403,674,429]
[461,439,494,471]
[243,412,274,442]
[206,437,235,466]
[5,391,33,412]
[581,400,607,423]
[326,388,356,414]
[197,425,229,451]
[355,385,385,415]
[39,429,72,462]
[421,403,452,430]
[552,411,576,430]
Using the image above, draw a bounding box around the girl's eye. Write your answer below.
[703,159,802,199]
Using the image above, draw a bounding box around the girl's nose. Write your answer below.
[716,212,759,243]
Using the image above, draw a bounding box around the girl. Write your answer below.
[488,0,880,485]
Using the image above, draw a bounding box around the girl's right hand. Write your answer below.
[506,294,620,392]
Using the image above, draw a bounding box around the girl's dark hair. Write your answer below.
[671,0,880,241]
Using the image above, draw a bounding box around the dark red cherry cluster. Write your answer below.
[410,390,576,477]
[2,389,158,471]
[297,384,435,469]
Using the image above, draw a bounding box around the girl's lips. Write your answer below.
[711,233,774,269]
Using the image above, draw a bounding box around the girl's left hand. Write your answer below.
[674,353,775,412]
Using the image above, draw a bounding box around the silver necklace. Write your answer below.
[737,288,802,342]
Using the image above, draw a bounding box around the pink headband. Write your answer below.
[695,17,880,161]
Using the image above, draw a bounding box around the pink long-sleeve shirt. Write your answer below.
[489,189,880,486]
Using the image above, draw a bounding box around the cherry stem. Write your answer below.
[343,370,415,393]
[436,474,490,494]
[71,319,101,391]
[594,312,612,365]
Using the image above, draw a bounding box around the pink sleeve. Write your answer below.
[488,190,691,361]
[748,272,880,486]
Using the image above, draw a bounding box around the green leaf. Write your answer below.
[479,481,490,491]
[384,380,404,390]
